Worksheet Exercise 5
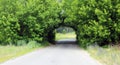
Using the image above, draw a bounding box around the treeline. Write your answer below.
[0,0,120,47]
[56,27,74,33]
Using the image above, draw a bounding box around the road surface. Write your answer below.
[1,39,103,65]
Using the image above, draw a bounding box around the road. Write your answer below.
[1,39,103,65]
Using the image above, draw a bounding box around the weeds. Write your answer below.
[87,45,120,65]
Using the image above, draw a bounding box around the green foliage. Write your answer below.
[55,32,76,40]
[0,0,120,48]
[27,41,41,48]
[16,40,27,46]
[56,27,74,33]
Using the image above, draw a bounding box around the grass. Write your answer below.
[0,45,38,63]
[87,45,120,65]
[55,32,76,40]
[0,41,46,63]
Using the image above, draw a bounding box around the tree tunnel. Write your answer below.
[0,0,119,47]
[43,22,79,44]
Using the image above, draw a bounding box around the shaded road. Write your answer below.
[1,39,102,65]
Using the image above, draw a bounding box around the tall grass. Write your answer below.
[87,45,120,65]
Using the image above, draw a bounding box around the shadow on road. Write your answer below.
[53,38,79,49]
[55,38,77,44]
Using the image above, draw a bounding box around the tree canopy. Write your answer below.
[0,0,120,47]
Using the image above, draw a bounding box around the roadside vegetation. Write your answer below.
[87,45,120,65]
[0,41,48,63]
[0,45,36,63]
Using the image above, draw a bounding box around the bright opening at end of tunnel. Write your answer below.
[55,27,77,44]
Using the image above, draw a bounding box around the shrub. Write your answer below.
[16,40,27,46]
[27,41,41,48]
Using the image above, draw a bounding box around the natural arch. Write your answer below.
[49,26,77,44]
[43,22,79,45]
[55,26,76,41]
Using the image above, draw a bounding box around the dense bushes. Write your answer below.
[0,0,120,47]
[76,0,120,47]
[0,0,61,44]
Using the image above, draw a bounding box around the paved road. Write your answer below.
[1,39,103,65]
